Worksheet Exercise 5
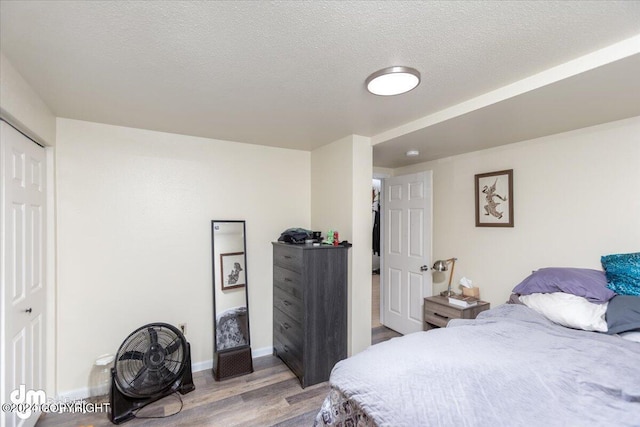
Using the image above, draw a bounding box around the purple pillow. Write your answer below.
[512,267,616,303]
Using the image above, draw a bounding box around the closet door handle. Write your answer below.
[284,277,292,282]
[283,300,291,307]
[282,322,290,330]
[284,255,292,259]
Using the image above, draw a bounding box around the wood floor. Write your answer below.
[36,275,400,427]
[37,356,329,427]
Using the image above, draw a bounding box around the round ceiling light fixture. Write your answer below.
[366,66,421,96]
[406,150,420,157]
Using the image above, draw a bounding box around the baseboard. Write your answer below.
[191,359,213,372]
[251,346,272,358]
[58,346,274,399]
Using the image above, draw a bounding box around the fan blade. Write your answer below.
[160,365,174,380]
[118,350,145,361]
[131,366,148,389]
[164,337,181,356]
[145,365,174,386]
[148,327,158,345]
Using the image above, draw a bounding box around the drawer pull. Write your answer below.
[433,312,448,320]
[284,345,290,353]
[283,300,291,306]
[282,322,290,330]
[284,277,292,282]
[284,255,292,259]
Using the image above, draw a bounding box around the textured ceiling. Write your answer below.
[1,1,639,167]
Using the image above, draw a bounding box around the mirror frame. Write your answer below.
[211,220,251,354]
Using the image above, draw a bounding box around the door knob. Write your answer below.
[420,265,430,272]
[24,308,32,313]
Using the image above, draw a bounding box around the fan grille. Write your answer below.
[114,323,186,398]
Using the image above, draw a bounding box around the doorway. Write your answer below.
[371,177,401,345]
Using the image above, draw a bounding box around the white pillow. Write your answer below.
[519,292,608,332]
[619,331,640,343]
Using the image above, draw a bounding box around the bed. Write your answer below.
[315,262,640,427]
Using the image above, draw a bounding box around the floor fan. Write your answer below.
[109,323,195,424]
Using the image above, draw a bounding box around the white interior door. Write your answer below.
[382,171,432,334]
[1,121,47,427]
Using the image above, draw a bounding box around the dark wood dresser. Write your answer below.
[272,242,349,388]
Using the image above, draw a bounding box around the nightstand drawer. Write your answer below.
[423,295,491,331]
[424,311,453,328]
[424,301,462,319]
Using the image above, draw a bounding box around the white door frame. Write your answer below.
[45,146,56,400]
[373,172,390,327]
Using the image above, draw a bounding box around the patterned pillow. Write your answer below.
[601,252,640,296]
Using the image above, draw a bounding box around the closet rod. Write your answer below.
[0,116,46,148]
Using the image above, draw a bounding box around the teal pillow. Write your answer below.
[601,252,640,296]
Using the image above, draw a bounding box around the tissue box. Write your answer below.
[462,287,480,298]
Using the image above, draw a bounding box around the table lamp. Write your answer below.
[432,258,457,297]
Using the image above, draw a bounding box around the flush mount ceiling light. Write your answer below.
[366,66,421,96]
[406,150,420,157]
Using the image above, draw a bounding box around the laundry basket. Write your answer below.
[88,354,114,403]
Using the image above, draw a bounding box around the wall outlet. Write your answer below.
[179,323,187,335]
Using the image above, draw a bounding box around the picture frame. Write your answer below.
[475,169,513,227]
[220,252,246,290]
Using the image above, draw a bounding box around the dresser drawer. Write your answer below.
[273,265,303,299]
[273,244,303,273]
[273,286,303,324]
[274,331,303,378]
[273,307,302,350]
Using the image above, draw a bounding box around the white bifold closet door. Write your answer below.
[1,121,47,427]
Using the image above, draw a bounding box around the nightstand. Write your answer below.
[423,295,490,330]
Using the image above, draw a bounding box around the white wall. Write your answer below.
[395,116,640,306]
[55,118,310,394]
[311,135,373,356]
[0,53,56,146]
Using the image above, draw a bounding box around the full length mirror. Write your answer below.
[211,220,253,380]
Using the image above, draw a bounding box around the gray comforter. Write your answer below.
[328,304,640,426]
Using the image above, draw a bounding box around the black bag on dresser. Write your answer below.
[277,228,311,244]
